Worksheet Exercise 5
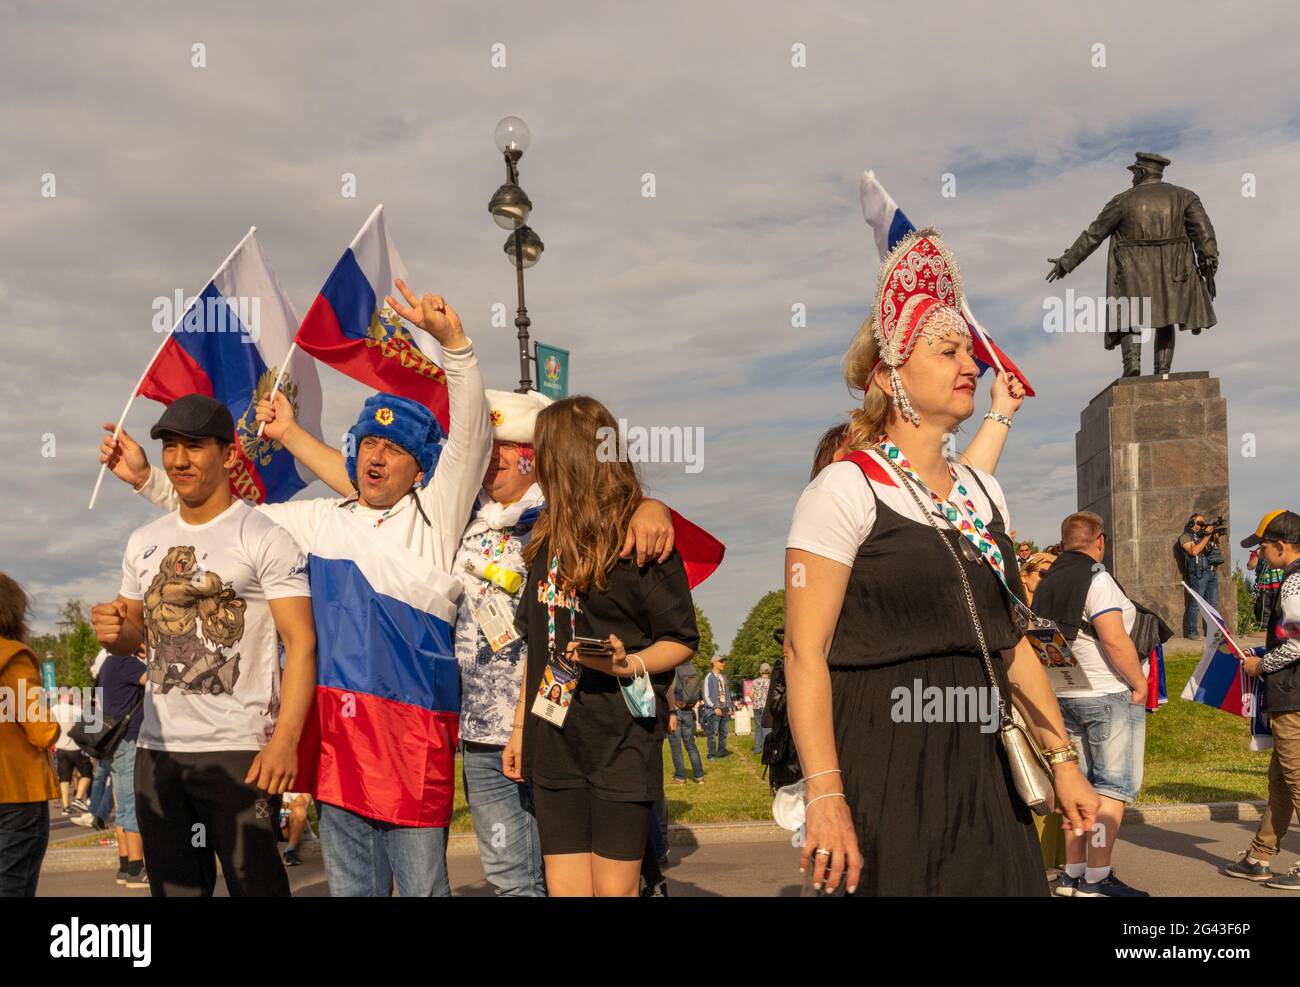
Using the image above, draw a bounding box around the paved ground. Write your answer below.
[36,814,1300,897]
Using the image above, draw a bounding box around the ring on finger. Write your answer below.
[813,848,831,857]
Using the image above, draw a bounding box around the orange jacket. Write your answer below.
[0,638,60,804]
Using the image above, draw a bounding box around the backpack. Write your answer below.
[675,667,703,709]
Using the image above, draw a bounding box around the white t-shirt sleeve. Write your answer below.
[119,530,144,601]
[252,523,311,600]
[785,462,876,568]
[1084,572,1128,621]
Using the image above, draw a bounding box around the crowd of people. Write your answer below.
[3,242,1298,900]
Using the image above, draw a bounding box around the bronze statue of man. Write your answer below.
[1047,152,1219,377]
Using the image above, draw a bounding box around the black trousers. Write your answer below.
[0,801,49,897]
[135,748,289,897]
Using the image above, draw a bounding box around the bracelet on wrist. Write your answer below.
[984,411,1013,428]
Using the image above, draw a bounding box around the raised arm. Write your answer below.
[255,392,352,496]
[385,280,492,570]
[958,372,1025,474]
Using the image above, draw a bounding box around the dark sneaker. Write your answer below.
[116,868,129,886]
[69,798,90,814]
[124,870,149,889]
[1053,872,1081,897]
[61,805,75,815]
[283,847,302,867]
[1074,871,1149,898]
[1222,853,1272,882]
[640,880,669,897]
[92,816,108,831]
[1265,864,1300,890]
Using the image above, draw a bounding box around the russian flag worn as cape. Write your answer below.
[294,508,463,827]
[296,205,450,430]
[860,171,1035,396]
[137,229,323,504]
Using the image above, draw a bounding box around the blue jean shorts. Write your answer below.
[1057,691,1146,803]
[111,739,138,833]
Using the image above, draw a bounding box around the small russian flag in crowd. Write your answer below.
[1179,583,1272,750]
[295,510,463,827]
[134,229,323,504]
[859,171,1035,397]
[296,205,450,431]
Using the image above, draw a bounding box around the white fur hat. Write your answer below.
[485,389,552,444]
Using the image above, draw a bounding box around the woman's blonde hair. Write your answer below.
[523,395,643,594]
[841,316,896,453]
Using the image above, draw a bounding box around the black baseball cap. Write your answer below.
[149,394,236,443]
[1241,509,1300,548]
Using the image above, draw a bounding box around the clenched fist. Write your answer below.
[91,600,129,648]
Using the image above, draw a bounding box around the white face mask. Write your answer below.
[619,654,656,719]
[772,779,806,832]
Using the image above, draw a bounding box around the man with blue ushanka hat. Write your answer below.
[102,282,492,897]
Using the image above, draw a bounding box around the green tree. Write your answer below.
[691,606,717,676]
[727,589,785,682]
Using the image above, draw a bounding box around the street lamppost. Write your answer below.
[487,116,544,394]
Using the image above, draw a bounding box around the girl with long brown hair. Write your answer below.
[502,396,698,897]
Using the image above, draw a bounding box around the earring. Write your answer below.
[889,367,921,427]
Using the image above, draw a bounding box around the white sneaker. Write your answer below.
[70,812,95,828]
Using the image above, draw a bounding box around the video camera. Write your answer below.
[1198,516,1227,536]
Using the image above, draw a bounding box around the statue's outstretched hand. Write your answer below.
[1045,257,1066,283]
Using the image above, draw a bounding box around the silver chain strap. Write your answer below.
[882,456,1012,727]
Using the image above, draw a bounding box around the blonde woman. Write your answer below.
[503,397,698,897]
[783,229,1098,896]
[1022,552,1058,606]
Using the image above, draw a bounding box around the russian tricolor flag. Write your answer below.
[669,508,726,588]
[296,205,450,431]
[134,229,323,504]
[860,171,1035,397]
[294,510,462,827]
[1179,583,1272,750]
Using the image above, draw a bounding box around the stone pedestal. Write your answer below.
[1075,372,1235,634]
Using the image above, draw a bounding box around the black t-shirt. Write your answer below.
[98,654,147,743]
[515,543,699,801]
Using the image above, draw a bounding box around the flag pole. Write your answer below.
[256,340,298,439]
[89,227,258,510]
[960,299,1009,380]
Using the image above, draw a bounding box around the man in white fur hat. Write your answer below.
[452,389,675,896]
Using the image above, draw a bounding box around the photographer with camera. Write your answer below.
[1180,511,1225,640]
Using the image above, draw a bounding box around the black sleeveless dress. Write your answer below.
[826,467,1047,896]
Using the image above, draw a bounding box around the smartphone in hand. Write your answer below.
[572,635,614,656]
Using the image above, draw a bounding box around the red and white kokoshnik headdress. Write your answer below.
[869,226,970,426]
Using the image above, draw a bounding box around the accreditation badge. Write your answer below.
[531,650,580,728]
[472,590,521,653]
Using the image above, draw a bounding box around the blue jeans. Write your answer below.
[0,801,49,897]
[707,711,729,758]
[667,710,705,780]
[89,756,114,822]
[1184,569,1219,637]
[462,744,545,897]
[318,802,450,897]
[1058,691,1147,803]
[752,710,769,754]
[111,740,138,833]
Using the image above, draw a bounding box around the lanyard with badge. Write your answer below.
[876,438,1092,690]
[464,528,525,653]
[531,555,581,728]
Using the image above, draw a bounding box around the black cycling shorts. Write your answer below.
[532,785,651,861]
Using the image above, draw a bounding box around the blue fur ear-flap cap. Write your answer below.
[346,393,445,489]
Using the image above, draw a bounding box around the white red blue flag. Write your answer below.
[295,205,450,430]
[860,171,1035,396]
[1179,583,1272,749]
[136,229,323,504]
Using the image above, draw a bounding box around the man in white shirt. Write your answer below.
[1034,511,1149,899]
[92,394,316,897]
[51,693,92,814]
[99,283,490,897]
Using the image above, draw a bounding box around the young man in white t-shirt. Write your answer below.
[92,394,315,897]
[1038,512,1149,899]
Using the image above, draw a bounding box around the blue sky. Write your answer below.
[3,0,1299,648]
